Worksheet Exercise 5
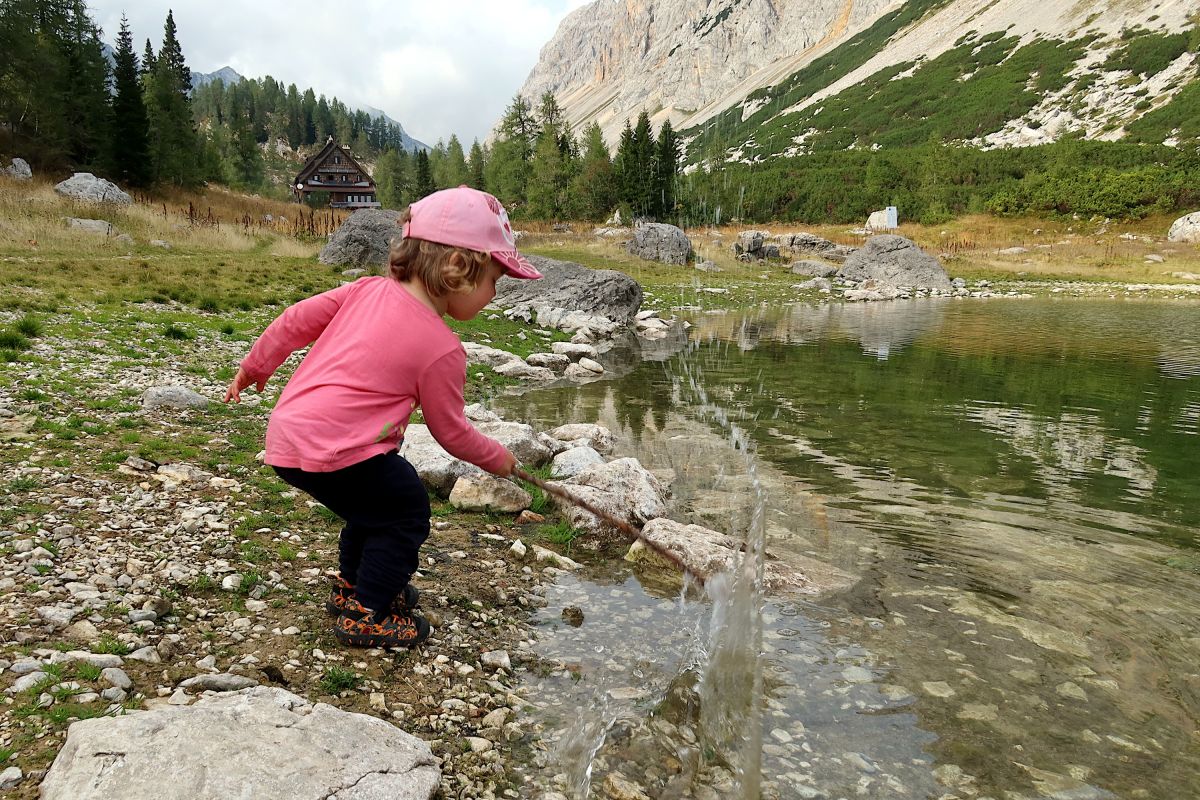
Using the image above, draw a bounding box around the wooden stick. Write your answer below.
[513,467,707,587]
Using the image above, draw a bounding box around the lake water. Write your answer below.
[496,298,1200,799]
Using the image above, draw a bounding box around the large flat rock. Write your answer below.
[39,686,439,800]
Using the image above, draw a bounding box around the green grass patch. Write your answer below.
[536,520,583,548]
[94,634,131,656]
[319,666,361,694]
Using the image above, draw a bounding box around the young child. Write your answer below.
[224,186,542,648]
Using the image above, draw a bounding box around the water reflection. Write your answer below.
[500,298,1200,799]
[687,299,947,360]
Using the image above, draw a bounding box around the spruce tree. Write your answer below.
[630,111,656,218]
[374,148,410,208]
[141,39,156,76]
[467,140,487,190]
[413,149,435,199]
[613,120,636,214]
[0,0,112,170]
[145,10,200,186]
[60,1,112,170]
[571,122,617,221]
[110,15,151,186]
[445,135,469,187]
[653,119,679,219]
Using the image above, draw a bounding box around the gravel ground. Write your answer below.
[0,304,579,799]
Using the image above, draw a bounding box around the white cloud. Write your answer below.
[85,0,591,144]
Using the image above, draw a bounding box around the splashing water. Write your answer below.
[539,339,770,799]
[685,345,767,799]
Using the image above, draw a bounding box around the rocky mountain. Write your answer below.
[190,65,245,90]
[517,0,1199,162]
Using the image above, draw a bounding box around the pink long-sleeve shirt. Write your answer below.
[240,276,508,474]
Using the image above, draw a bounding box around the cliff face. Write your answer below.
[514,0,1199,154]
[516,0,896,145]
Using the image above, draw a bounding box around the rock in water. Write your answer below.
[318,208,402,267]
[39,686,440,800]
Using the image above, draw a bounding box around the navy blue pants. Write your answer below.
[274,452,430,618]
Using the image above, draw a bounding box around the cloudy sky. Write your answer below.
[85,0,592,146]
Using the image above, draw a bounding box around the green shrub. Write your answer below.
[1103,30,1189,77]
[15,315,43,337]
[162,323,193,340]
[0,332,31,350]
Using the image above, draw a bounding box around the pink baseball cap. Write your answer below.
[401,186,542,280]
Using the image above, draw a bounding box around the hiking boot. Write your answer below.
[326,576,419,618]
[333,609,431,649]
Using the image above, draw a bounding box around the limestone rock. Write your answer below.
[493,255,642,327]
[2,157,31,180]
[141,386,209,411]
[627,518,818,593]
[473,420,552,466]
[553,458,669,536]
[400,424,486,495]
[548,423,616,454]
[515,0,895,147]
[448,474,531,513]
[318,208,401,268]
[790,260,838,278]
[54,173,132,204]
[526,352,570,372]
[550,446,606,478]
[39,686,439,800]
[1168,211,1200,243]
[626,223,692,265]
[66,218,113,236]
[493,360,556,381]
[838,235,951,291]
[462,342,523,369]
[550,342,599,361]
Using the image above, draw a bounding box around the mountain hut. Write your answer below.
[292,136,380,209]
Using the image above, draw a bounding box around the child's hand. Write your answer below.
[224,367,266,403]
[492,449,517,478]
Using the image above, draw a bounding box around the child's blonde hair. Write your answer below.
[388,206,492,297]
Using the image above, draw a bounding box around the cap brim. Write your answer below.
[493,250,542,280]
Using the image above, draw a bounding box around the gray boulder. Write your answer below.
[448,474,530,512]
[552,458,669,537]
[318,208,402,268]
[790,260,838,278]
[494,255,642,326]
[626,222,692,265]
[2,157,31,180]
[778,232,856,263]
[1168,212,1200,243]
[837,235,951,291]
[53,173,132,205]
[551,446,605,479]
[400,424,485,495]
[66,218,113,236]
[141,386,209,411]
[39,686,439,800]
